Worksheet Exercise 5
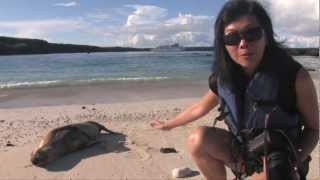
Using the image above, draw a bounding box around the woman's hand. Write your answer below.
[150,90,218,131]
[150,120,171,130]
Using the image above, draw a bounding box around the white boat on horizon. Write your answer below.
[152,43,184,52]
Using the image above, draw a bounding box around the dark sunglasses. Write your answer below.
[223,26,263,46]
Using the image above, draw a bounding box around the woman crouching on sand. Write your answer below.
[150,0,319,179]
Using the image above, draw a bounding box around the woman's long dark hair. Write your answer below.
[212,0,288,89]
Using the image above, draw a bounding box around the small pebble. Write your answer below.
[160,147,177,153]
[172,167,193,178]
[6,141,15,147]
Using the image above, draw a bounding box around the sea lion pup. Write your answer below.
[31,121,117,167]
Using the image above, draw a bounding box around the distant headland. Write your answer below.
[0,36,318,56]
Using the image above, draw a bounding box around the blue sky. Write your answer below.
[0,0,318,48]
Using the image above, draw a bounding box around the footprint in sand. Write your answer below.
[127,138,152,161]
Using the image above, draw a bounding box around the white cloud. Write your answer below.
[54,1,78,7]
[125,5,168,26]
[0,4,214,47]
[127,34,158,47]
[2,2,317,48]
[171,32,211,46]
[164,14,213,34]
[0,19,85,40]
[260,0,319,47]
[101,1,318,47]
[86,12,110,22]
[79,5,214,47]
[281,35,319,48]
[110,5,214,47]
[165,13,209,26]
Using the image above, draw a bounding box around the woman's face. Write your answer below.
[224,15,267,75]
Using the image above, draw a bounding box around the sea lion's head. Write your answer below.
[31,146,55,167]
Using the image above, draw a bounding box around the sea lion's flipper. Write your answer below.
[87,121,118,134]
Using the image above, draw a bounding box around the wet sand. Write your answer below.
[0,79,208,108]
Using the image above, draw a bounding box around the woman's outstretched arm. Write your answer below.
[150,90,219,130]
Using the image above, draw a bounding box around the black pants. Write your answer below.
[266,151,311,180]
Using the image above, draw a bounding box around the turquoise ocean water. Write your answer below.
[0,51,318,89]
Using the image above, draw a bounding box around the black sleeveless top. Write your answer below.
[209,53,302,114]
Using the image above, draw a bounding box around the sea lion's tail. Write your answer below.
[87,121,118,134]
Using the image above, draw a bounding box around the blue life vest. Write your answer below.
[217,71,301,137]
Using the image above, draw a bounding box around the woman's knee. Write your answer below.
[187,126,211,155]
[187,127,235,161]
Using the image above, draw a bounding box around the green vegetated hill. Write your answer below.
[0,36,150,55]
[0,36,318,56]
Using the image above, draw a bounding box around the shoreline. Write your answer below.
[0,78,209,109]
[1,71,319,109]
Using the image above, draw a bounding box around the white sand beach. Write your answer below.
[0,77,319,180]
